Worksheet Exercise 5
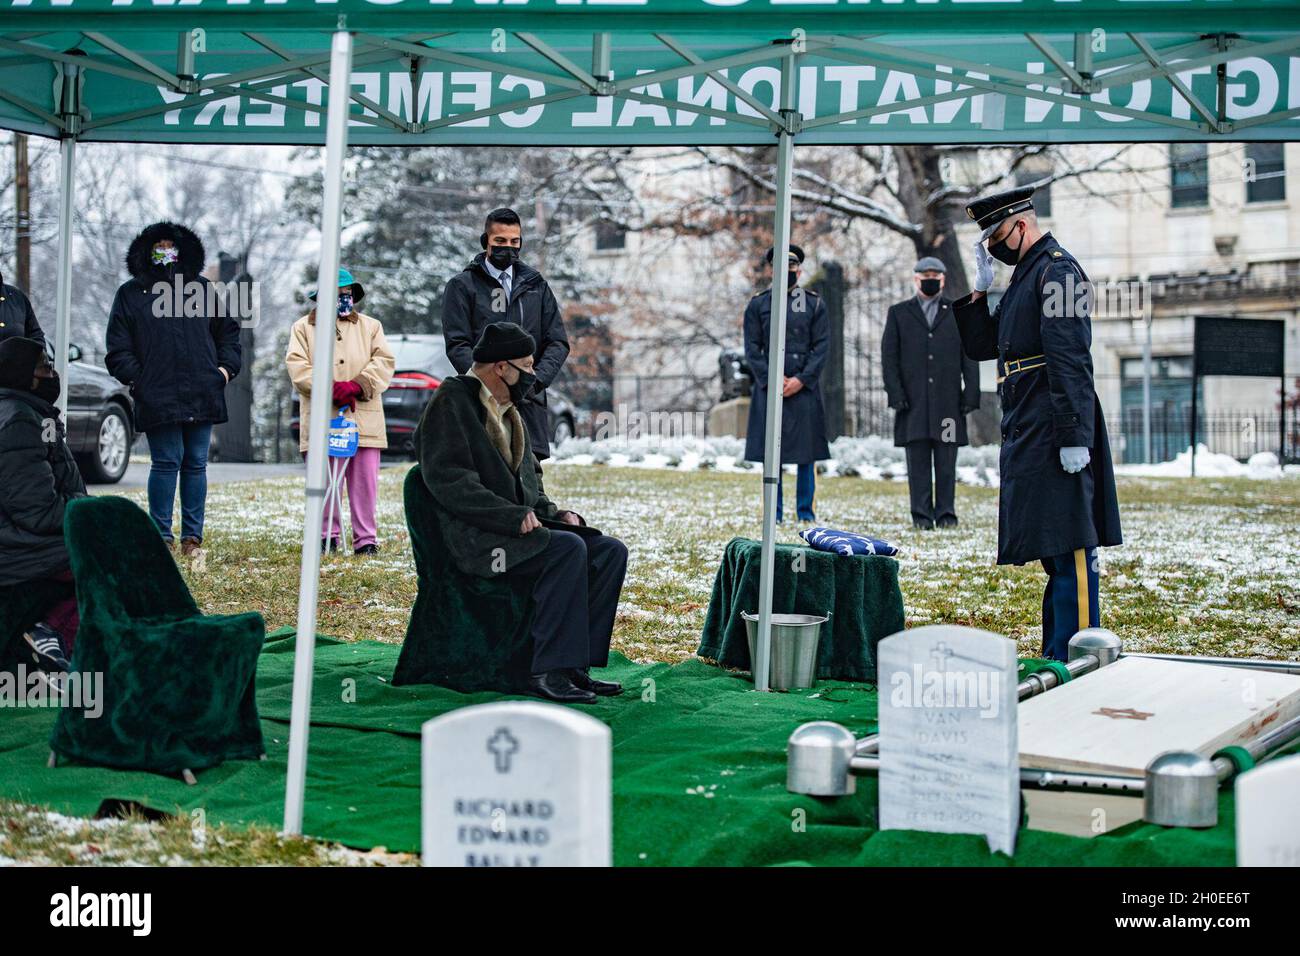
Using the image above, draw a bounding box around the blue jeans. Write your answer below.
[776,463,817,523]
[146,423,212,543]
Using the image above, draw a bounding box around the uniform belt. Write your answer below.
[996,353,1045,385]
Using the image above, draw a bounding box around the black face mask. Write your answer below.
[488,246,520,270]
[505,362,536,405]
[787,271,799,289]
[33,371,60,404]
[988,222,1025,266]
[919,277,942,296]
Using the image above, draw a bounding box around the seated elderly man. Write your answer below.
[415,322,627,704]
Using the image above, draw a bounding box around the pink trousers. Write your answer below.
[312,446,381,549]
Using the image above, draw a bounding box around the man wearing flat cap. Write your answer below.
[882,256,980,529]
[743,243,830,523]
[414,321,628,704]
[951,186,1122,661]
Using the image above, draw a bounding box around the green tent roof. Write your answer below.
[1,2,1297,144]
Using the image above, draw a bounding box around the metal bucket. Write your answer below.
[741,611,829,690]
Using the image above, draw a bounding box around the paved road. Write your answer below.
[89,461,305,492]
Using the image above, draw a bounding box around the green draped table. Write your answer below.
[697,536,905,683]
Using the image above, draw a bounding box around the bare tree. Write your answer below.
[685,143,1138,298]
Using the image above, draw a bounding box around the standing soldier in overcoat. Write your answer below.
[743,244,830,524]
[882,256,981,529]
[951,186,1122,661]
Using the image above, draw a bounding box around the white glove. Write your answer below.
[1060,446,1090,473]
[973,238,994,293]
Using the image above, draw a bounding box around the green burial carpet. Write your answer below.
[0,630,1269,866]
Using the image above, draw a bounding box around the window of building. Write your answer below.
[1015,168,1051,218]
[1119,354,1200,464]
[594,219,627,252]
[1245,143,1286,203]
[1170,143,1209,208]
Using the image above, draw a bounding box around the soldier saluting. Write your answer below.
[951,186,1122,661]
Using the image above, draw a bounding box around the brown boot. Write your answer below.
[180,537,202,557]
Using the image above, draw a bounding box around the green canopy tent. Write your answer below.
[2,0,1297,838]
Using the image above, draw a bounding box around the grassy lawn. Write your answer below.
[3,463,1298,864]
[181,462,1300,662]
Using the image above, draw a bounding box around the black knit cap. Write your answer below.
[0,336,44,390]
[472,322,536,363]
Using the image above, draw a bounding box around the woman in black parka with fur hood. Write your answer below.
[106,222,241,552]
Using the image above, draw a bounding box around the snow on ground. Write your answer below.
[0,804,415,866]
[1116,445,1299,480]
[551,434,1001,487]
[554,435,1298,486]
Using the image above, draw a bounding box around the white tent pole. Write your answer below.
[52,57,82,419]
[284,26,353,837]
[754,49,798,693]
[52,135,75,418]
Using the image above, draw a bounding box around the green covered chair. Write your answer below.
[49,496,265,780]
[392,465,536,693]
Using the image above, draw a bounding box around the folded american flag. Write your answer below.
[799,526,899,558]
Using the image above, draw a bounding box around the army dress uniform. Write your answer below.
[743,246,831,522]
[952,188,1122,660]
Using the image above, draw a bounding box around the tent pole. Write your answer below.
[754,50,798,693]
[52,56,81,419]
[284,26,353,837]
[52,135,76,418]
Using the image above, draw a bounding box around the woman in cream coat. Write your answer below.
[286,268,395,555]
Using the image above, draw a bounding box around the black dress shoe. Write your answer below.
[354,543,379,556]
[936,516,959,529]
[912,520,934,531]
[526,671,597,704]
[570,668,623,697]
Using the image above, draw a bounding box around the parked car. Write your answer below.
[63,343,134,484]
[289,333,578,459]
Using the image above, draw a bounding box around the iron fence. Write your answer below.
[1114,406,1299,465]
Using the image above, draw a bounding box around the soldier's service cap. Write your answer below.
[913,256,946,274]
[965,186,1034,231]
[765,243,805,265]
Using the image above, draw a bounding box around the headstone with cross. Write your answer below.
[877,624,1020,856]
[421,701,611,867]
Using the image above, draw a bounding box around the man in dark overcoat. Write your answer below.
[951,186,1122,661]
[743,244,830,523]
[441,207,570,460]
[416,322,627,704]
[882,256,981,529]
